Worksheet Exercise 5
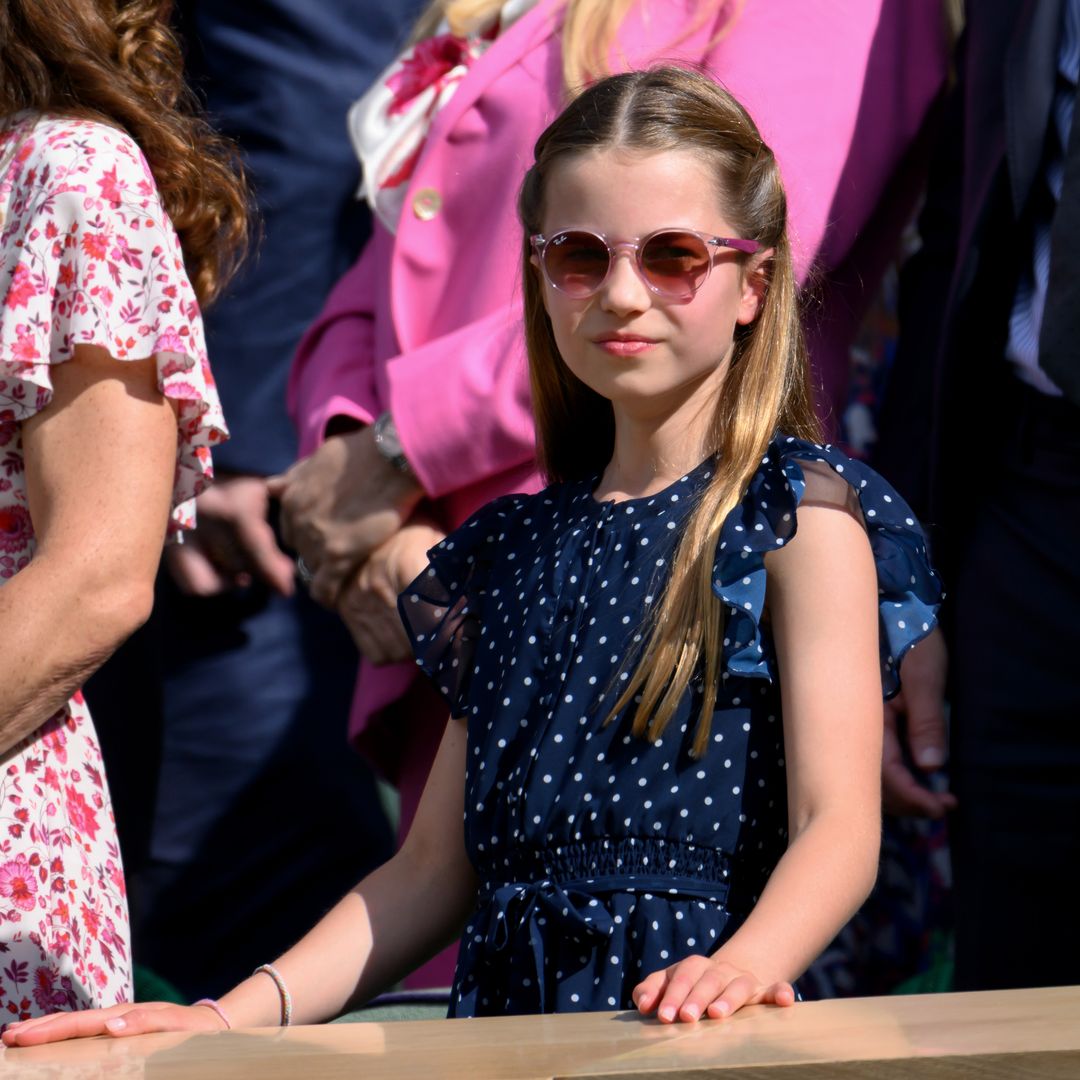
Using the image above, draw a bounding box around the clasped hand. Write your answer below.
[267,425,423,608]
[337,521,446,664]
[166,473,296,597]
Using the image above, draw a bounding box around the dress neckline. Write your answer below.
[585,455,716,511]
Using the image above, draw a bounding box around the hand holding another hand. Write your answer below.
[267,426,423,608]
[338,520,446,665]
[165,473,296,597]
[633,953,795,1024]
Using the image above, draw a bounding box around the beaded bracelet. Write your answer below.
[253,963,293,1027]
[193,998,232,1030]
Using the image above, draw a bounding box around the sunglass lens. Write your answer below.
[641,231,711,296]
[544,231,610,296]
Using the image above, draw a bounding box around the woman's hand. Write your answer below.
[1,1002,226,1047]
[338,521,445,664]
[165,474,296,597]
[632,954,795,1023]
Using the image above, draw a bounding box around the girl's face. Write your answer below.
[535,148,765,428]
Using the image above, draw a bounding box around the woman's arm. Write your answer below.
[2,716,475,1043]
[635,499,883,1022]
[0,346,177,754]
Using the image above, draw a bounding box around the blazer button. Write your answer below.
[412,187,442,221]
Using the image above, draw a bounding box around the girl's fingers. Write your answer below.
[631,968,670,1014]
[647,957,716,1023]
[2,1003,208,1047]
[3,1007,129,1046]
[3,1002,133,1038]
[761,981,797,1007]
[703,972,771,1020]
[635,964,798,1026]
[669,966,732,1023]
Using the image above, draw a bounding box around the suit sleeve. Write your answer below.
[288,240,382,459]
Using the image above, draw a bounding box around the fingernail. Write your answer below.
[659,1006,675,1022]
[713,1001,731,1018]
[106,1018,127,1032]
[682,1005,699,1022]
[916,747,944,768]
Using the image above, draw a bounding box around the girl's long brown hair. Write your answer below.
[0,0,247,307]
[519,66,822,757]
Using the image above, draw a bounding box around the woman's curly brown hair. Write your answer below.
[0,0,248,307]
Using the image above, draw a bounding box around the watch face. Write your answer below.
[375,414,409,472]
[381,427,404,458]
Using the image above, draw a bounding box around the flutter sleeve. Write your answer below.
[711,434,943,696]
[398,494,527,717]
[0,118,227,533]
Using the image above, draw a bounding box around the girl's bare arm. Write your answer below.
[3,717,475,1043]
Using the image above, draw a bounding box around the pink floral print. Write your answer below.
[0,113,228,543]
[0,113,228,1021]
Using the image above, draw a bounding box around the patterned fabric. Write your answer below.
[400,434,942,1016]
[347,0,538,233]
[0,112,227,546]
[0,113,225,1021]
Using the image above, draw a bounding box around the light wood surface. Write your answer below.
[1,986,1077,1079]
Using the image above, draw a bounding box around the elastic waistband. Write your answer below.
[477,836,732,893]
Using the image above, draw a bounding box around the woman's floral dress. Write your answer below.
[0,113,226,1021]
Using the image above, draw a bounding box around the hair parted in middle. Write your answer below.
[518,65,822,757]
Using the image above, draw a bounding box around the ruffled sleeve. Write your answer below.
[398,494,528,717]
[711,434,942,698]
[0,116,227,533]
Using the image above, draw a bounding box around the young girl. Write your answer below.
[3,66,939,1043]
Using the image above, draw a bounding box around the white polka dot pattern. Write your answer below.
[399,434,941,1017]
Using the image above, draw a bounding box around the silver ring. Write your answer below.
[296,556,314,586]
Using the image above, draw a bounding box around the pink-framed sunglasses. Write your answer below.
[530,228,761,301]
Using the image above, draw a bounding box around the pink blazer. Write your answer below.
[288,0,948,753]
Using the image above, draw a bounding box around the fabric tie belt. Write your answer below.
[476,857,732,1008]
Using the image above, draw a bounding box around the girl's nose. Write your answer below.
[598,250,651,315]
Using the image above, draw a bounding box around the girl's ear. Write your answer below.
[735,247,772,326]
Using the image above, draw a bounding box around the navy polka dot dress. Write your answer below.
[399,435,941,1017]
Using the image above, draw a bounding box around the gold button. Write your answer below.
[412,187,442,221]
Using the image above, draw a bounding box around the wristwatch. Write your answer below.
[372,411,414,476]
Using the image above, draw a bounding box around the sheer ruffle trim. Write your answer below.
[398,494,527,716]
[0,343,227,535]
[0,166,226,532]
[711,435,942,697]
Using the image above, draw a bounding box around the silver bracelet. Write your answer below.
[253,963,293,1026]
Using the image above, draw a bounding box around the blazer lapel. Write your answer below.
[422,0,562,155]
[1005,0,1066,217]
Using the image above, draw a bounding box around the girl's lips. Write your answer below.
[592,335,659,356]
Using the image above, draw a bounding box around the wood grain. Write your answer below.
[1,985,1076,1078]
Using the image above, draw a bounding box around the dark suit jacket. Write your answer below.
[175,0,425,475]
[876,0,1066,567]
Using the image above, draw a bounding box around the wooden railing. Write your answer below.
[2,986,1077,1078]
